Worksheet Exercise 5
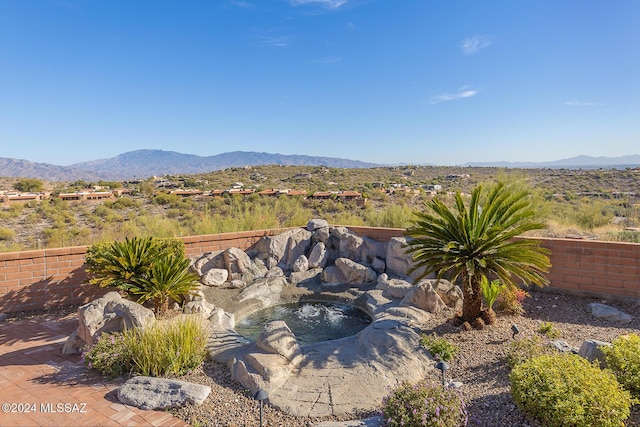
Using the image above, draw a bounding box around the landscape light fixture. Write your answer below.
[253,389,268,427]
[436,360,449,386]
[511,324,521,339]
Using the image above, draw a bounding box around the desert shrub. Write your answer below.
[495,284,528,315]
[420,333,458,362]
[506,335,555,369]
[84,316,208,378]
[125,316,208,377]
[82,332,132,378]
[602,333,640,397]
[537,321,562,338]
[381,381,468,427]
[510,353,634,427]
[0,227,15,241]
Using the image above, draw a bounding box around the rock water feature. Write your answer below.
[193,219,464,418]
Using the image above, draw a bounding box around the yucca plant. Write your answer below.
[128,255,200,315]
[405,181,551,325]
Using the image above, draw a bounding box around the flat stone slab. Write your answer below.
[314,416,383,427]
[117,376,211,410]
[589,303,633,323]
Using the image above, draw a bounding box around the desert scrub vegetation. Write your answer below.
[419,333,458,362]
[602,333,640,397]
[510,353,636,427]
[83,316,208,378]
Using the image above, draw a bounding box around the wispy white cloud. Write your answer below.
[564,101,604,107]
[290,0,347,9]
[347,21,355,30]
[230,0,253,7]
[461,36,491,55]
[429,86,480,104]
[258,35,290,47]
[313,56,342,64]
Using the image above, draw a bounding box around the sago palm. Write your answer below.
[404,181,551,325]
[129,255,200,315]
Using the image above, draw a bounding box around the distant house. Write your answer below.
[58,191,114,202]
[2,192,43,206]
[170,189,204,197]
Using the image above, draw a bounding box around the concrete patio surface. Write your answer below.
[0,314,190,427]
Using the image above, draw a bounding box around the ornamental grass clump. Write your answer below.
[84,315,208,378]
[510,353,635,427]
[126,316,209,377]
[381,381,468,427]
[601,333,640,397]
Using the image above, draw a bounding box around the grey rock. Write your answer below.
[308,242,329,268]
[191,250,225,276]
[589,303,633,323]
[77,292,155,346]
[307,218,329,231]
[335,258,377,284]
[379,276,413,299]
[385,237,413,278]
[229,279,247,289]
[314,226,331,245]
[548,340,577,353]
[239,276,286,307]
[256,321,302,364]
[359,237,387,265]
[265,266,285,278]
[432,279,463,311]
[201,268,228,287]
[400,281,446,314]
[371,257,386,274]
[117,376,211,410]
[293,255,309,273]
[0,313,7,322]
[184,300,215,318]
[321,265,347,285]
[61,330,86,355]
[578,339,611,367]
[289,268,322,286]
[333,227,363,261]
[223,247,252,275]
[314,417,383,427]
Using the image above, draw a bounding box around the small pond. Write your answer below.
[235,301,372,345]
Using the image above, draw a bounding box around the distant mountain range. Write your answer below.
[464,154,640,169]
[1,150,639,181]
[0,150,380,181]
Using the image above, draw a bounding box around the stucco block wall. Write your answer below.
[0,227,638,314]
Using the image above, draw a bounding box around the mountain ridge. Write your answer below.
[1,150,639,181]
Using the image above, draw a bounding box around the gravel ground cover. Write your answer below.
[173,290,640,427]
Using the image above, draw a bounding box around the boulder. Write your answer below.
[117,376,211,410]
[256,320,302,364]
[245,352,293,388]
[321,265,347,285]
[314,226,331,245]
[371,257,386,274]
[281,229,313,271]
[333,227,363,261]
[589,303,633,324]
[191,250,225,276]
[359,237,386,265]
[239,276,287,307]
[385,237,413,278]
[308,242,329,269]
[400,281,446,314]
[289,268,322,286]
[432,279,463,311]
[293,255,309,273]
[229,279,247,289]
[307,218,329,231]
[254,228,312,271]
[223,247,252,274]
[335,258,377,284]
[548,340,577,353]
[578,339,611,368]
[184,300,215,318]
[61,330,86,355]
[77,292,155,346]
[201,268,228,287]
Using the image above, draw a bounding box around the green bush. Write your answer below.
[537,321,562,338]
[381,381,468,427]
[510,353,634,427]
[84,316,208,378]
[82,332,132,378]
[506,335,556,369]
[480,276,504,311]
[419,333,458,362]
[0,227,15,241]
[602,333,640,397]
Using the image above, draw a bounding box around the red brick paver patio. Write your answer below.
[0,315,190,427]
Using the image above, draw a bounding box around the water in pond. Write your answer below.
[235,301,372,345]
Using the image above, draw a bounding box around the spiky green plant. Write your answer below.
[128,255,199,315]
[405,181,551,323]
[480,276,504,311]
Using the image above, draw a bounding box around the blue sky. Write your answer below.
[1,0,638,166]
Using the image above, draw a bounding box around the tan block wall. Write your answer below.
[1,227,638,314]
